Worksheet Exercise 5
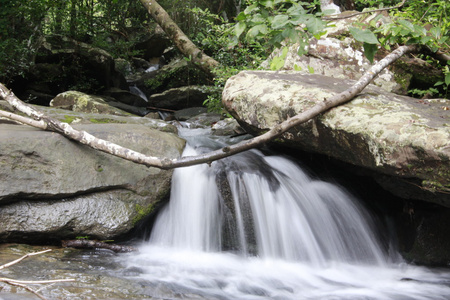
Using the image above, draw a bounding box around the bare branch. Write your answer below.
[0,249,52,270]
[0,249,74,300]
[0,278,75,285]
[1,280,48,300]
[0,109,47,129]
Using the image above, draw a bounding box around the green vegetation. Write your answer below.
[1,0,449,109]
[133,203,155,225]
[349,0,450,97]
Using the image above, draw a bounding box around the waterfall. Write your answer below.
[125,127,450,300]
[129,85,148,102]
[150,144,389,267]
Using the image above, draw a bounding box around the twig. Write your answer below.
[0,109,47,129]
[0,249,74,300]
[0,277,75,285]
[0,249,52,270]
[1,280,48,300]
[323,0,406,21]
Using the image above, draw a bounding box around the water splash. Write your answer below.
[125,127,450,299]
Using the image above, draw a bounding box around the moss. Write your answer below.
[132,203,155,225]
[62,115,77,124]
[89,118,126,124]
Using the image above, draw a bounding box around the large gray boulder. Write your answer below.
[223,70,449,206]
[0,120,185,242]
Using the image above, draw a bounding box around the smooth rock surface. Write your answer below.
[0,122,185,242]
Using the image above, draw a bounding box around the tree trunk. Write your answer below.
[139,0,219,76]
[0,45,419,170]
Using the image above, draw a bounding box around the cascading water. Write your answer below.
[129,85,148,102]
[125,127,450,300]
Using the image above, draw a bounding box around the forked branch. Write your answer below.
[0,249,74,300]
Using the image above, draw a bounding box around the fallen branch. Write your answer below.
[62,240,138,253]
[0,249,52,271]
[323,0,406,21]
[0,249,74,300]
[0,44,419,170]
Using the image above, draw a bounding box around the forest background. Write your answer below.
[1,0,449,112]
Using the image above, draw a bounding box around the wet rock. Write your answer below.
[397,204,450,266]
[186,113,222,129]
[212,118,245,136]
[0,244,151,299]
[147,86,210,110]
[174,107,208,121]
[132,58,210,95]
[102,87,149,107]
[223,70,449,206]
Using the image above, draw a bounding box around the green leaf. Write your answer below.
[244,4,258,15]
[307,65,314,74]
[297,38,308,56]
[349,27,379,44]
[363,42,378,63]
[235,22,247,39]
[420,36,432,45]
[398,19,415,33]
[429,27,441,39]
[445,73,450,86]
[305,17,325,35]
[236,12,247,21]
[287,4,305,16]
[251,13,266,24]
[271,14,290,29]
[294,64,302,71]
[262,0,274,8]
[282,27,299,43]
[413,24,427,37]
[246,24,268,39]
[270,46,289,71]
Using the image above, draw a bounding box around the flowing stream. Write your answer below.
[124,127,450,300]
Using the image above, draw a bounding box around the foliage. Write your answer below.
[230,0,326,56]
[198,0,327,112]
[185,7,267,112]
[0,0,46,84]
[348,0,450,97]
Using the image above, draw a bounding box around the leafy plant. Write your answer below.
[231,0,327,56]
[434,64,450,97]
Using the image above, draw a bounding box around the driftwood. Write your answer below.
[0,249,74,300]
[61,240,138,253]
[0,44,419,170]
